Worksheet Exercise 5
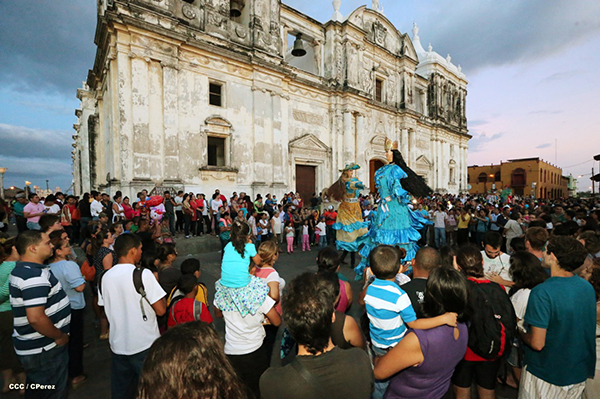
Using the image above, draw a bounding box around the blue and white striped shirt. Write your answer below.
[364,278,417,349]
[9,262,71,356]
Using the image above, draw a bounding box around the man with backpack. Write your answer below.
[451,245,516,399]
[98,234,166,399]
[519,236,596,398]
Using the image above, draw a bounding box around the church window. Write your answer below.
[375,78,383,102]
[478,172,488,183]
[495,171,501,181]
[207,137,226,166]
[209,82,223,107]
[449,168,455,183]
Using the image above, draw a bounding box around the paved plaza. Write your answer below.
[1,230,518,399]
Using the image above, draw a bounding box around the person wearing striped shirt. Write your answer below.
[9,230,71,399]
[364,245,457,399]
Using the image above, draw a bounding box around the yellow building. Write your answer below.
[468,157,569,199]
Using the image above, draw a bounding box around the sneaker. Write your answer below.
[185,235,191,239]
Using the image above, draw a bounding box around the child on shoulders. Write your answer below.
[221,220,262,288]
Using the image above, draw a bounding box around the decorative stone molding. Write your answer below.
[292,109,323,125]
[199,167,238,182]
[182,4,197,20]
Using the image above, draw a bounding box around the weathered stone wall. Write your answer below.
[74,0,470,199]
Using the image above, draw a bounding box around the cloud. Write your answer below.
[409,0,600,73]
[0,154,73,192]
[528,110,563,115]
[536,143,552,149]
[539,71,580,84]
[0,1,96,96]
[468,132,504,152]
[0,124,73,160]
[467,119,488,127]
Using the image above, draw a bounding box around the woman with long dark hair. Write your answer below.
[374,267,469,398]
[504,251,548,389]
[356,138,432,278]
[138,321,247,399]
[92,228,116,339]
[324,163,369,270]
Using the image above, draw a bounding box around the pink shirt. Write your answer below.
[24,202,45,223]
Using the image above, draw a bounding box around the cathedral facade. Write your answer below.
[73,0,470,200]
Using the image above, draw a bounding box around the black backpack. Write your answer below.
[98,267,152,321]
[467,280,517,359]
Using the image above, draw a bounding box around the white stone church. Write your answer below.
[72,0,470,200]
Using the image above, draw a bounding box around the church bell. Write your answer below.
[291,33,307,57]
[230,0,245,17]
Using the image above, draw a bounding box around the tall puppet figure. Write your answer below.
[355,139,432,278]
[326,163,369,269]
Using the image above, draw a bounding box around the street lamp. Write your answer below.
[0,167,6,200]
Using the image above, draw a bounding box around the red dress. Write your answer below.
[190,200,199,222]
[122,204,134,220]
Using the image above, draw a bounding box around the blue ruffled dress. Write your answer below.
[355,164,432,278]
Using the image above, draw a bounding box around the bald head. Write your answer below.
[414,247,441,275]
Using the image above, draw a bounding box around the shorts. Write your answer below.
[451,358,502,390]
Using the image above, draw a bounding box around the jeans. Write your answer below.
[319,235,327,248]
[16,215,28,233]
[68,309,85,379]
[286,236,294,253]
[434,227,447,248]
[371,345,391,399]
[166,212,175,235]
[111,349,149,399]
[326,225,335,246]
[79,216,91,243]
[175,210,184,232]
[26,221,41,231]
[183,213,192,236]
[202,215,211,234]
[18,344,69,399]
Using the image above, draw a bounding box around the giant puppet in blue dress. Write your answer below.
[355,138,433,278]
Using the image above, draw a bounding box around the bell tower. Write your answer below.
[202,0,282,56]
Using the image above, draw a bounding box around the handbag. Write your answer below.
[80,259,96,282]
[60,207,71,226]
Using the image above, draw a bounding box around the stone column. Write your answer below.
[442,141,450,189]
[436,139,442,190]
[431,138,437,190]
[463,146,469,192]
[408,130,416,168]
[356,114,365,180]
[401,129,409,160]
[343,111,355,164]
[162,63,179,181]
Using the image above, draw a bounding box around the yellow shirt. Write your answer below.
[457,213,471,229]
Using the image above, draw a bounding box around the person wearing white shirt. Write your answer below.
[433,206,448,248]
[174,191,184,233]
[481,231,513,290]
[98,234,166,399]
[90,192,104,219]
[210,194,223,236]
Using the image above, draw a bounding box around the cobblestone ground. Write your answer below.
[1,231,518,399]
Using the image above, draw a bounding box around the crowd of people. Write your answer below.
[1,182,600,399]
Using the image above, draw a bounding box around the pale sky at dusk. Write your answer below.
[0,0,599,193]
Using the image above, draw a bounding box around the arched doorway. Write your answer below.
[369,159,386,193]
